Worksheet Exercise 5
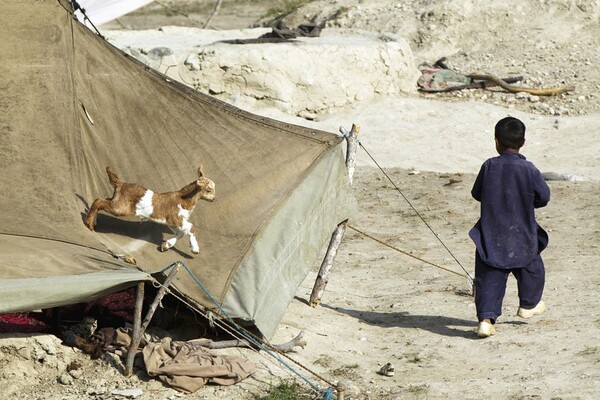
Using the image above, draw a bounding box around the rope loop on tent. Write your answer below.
[157,261,337,399]
[354,138,474,284]
[69,0,105,39]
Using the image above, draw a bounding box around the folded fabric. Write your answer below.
[142,341,256,393]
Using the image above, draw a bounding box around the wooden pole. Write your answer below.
[203,0,223,29]
[309,124,360,307]
[336,381,347,400]
[124,281,144,376]
[124,262,181,376]
[139,262,180,334]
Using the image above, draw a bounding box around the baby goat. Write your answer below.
[85,166,216,254]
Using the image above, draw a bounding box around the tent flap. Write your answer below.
[0,270,151,314]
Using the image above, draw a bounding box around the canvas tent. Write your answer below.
[0,0,356,339]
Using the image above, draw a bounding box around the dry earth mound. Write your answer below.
[272,0,600,116]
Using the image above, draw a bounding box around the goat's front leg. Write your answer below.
[181,219,200,254]
[161,228,184,252]
[85,198,111,231]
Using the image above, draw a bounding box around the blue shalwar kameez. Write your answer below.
[469,151,551,323]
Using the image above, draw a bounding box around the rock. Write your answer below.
[533,102,551,112]
[146,47,173,60]
[58,372,74,385]
[16,346,31,360]
[184,54,201,71]
[69,368,83,380]
[35,335,58,355]
[112,388,144,398]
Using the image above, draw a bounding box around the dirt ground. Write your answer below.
[2,1,600,399]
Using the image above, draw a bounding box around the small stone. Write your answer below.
[16,347,31,360]
[533,102,550,112]
[112,388,144,398]
[146,47,173,60]
[184,54,201,71]
[69,368,83,380]
[58,373,73,385]
[515,92,529,99]
[35,336,58,355]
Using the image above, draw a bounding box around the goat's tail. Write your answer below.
[106,166,121,188]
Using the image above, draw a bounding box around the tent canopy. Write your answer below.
[0,0,355,339]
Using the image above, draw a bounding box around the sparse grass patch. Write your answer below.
[406,384,429,397]
[577,346,600,362]
[407,353,422,364]
[255,380,313,400]
[313,354,334,367]
[331,363,360,379]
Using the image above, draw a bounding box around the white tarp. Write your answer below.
[76,0,153,26]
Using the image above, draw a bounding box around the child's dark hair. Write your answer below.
[495,116,525,149]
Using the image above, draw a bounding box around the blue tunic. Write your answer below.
[469,151,550,269]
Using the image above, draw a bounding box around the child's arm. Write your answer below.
[471,164,485,201]
[533,169,551,208]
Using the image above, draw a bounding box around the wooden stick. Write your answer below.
[140,263,181,334]
[183,330,307,353]
[308,222,347,307]
[419,75,523,93]
[467,73,575,96]
[309,124,360,307]
[336,381,347,400]
[203,0,223,29]
[124,263,180,376]
[124,281,144,376]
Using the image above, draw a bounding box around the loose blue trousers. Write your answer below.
[474,251,545,323]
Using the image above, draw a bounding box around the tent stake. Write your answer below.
[309,124,359,307]
[336,381,347,400]
[124,262,181,376]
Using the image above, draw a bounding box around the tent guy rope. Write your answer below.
[356,139,474,284]
[155,262,341,400]
[347,224,469,279]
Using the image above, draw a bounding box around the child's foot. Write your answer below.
[476,320,495,338]
[517,301,546,318]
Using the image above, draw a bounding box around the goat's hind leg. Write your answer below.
[85,198,111,231]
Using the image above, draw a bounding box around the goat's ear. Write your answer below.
[197,165,204,177]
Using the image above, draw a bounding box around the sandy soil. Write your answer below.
[2,1,600,399]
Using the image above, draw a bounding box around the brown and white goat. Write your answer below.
[85,166,215,254]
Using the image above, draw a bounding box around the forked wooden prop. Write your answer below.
[309,124,359,307]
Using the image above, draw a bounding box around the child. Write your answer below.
[469,116,551,338]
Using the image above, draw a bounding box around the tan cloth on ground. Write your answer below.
[142,341,256,393]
